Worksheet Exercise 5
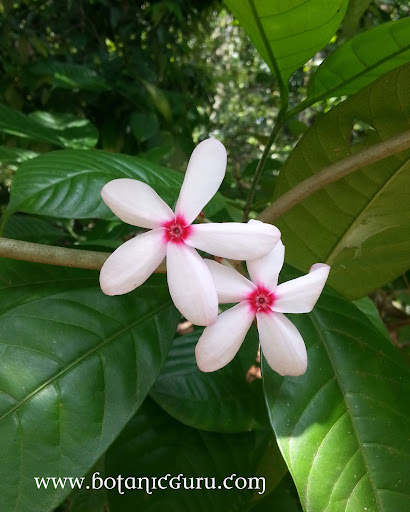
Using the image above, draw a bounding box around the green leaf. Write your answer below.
[225,0,348,82]
[29,111,99,149]
[272,64,410,299]
[0,146,37,165]
[150,325,267,432]
[0,261,178,512]
[263,269,410,512]
[7,149,225,220]
[30,61,110,92]
[106,398,285,511]
[308,18,410,101]
[2,214,65,244]
[0,104,98,149]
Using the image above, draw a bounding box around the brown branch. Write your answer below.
[257,130,410,223]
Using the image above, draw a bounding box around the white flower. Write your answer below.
[99,139,281,326]
[195,227,330,375]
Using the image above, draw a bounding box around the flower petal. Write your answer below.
[204,259,256,303]
[175,138,227,224]
[101,178,175,229]
[195,302,255,372]
[247,238,285,290]
[167,243,218,326]
[257,311,307,376]
[273,263,330,313]
[100,228,166,295]
[185,222,280,260]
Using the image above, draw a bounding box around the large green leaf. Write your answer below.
[0,105,98,149]
[308,18,410,101]
[106,398,286,511]
[7,149,225,220]
[0,261,179,512]
[150,324,267,433]
[272,64,410,299]
[263,268,410,512]
[225,0,348,82]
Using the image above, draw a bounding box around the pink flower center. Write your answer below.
[163,215,192,244]
[247,286,275,314]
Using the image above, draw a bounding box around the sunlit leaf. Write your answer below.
[225,0,348,82]
[308,18,410,101]
[263,267,410,512]
[0,104,98,149]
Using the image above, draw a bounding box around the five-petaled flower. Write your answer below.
[99,138,280,326]
[195,223,330,376]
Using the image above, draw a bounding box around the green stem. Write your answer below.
[242,107,287,221]
[0,237,167,272]
[243,0,289,222]
[257,130,410,224]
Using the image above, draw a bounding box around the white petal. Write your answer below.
[204,259,256,303]
[274,263,330,313]
[257,311,307,376]
[100,228,166,295]
[167,243,218,326]
[185,222,281,260]
[195,302,255,372]
[101,178,175,229]
[175,138,227,224]
[247,239,285,290]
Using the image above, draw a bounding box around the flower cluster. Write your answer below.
[100,138,330,376]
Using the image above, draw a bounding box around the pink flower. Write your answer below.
[99,139,281,326]
[195,225,330,375]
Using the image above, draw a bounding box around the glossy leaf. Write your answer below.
[308,18,410,101]
[150,325,267,432]
[0,261,179,512]
[106,398,285,511]
[273,64,410,298]
[263,268,410,512]
[225,0,348,82]
[0,104,98,149]
[29,111,99,149]
[7,149,226,220]
[0,146,37,165]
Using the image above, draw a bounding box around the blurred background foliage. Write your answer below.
[0,0,409,358]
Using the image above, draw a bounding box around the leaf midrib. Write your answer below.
[0,300,173,424]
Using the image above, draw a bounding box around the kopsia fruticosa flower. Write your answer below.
[195,225,330,376]
[99,138,281,326]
